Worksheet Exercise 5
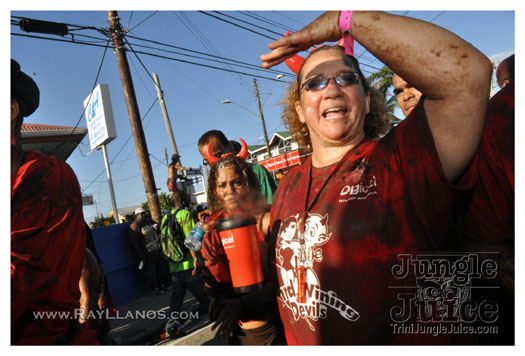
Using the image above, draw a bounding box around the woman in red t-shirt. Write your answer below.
[200,154,285,345]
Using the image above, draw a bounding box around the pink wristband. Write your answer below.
[339,11,355,56]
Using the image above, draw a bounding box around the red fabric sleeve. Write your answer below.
[462,82,514,243]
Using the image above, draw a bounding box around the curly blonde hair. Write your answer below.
[281,46,391,146]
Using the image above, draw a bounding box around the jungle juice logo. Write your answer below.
[389,253,500,333]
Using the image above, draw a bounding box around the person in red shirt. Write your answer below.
[200,155,285,345]
[260,11,492,345]
[11,59,98,345]
[496,54,514,90]
[393,55,514,344]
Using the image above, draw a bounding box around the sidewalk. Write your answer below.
[107,288,222,345]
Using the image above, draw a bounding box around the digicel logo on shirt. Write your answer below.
[339,175,378,203]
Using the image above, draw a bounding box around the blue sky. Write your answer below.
[9,7,516,224]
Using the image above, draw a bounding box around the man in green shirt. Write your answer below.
[161,190,209,337]
[198,130,278,205]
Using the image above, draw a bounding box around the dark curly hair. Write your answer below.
[281,45,390,146]
[206,155,263,211]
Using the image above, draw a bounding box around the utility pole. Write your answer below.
[107,10,161,223]
[153,73,187,193]
[153,73,179,156]
[253,78,272,159]
[101,144,121,223]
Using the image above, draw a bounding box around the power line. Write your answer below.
[198,11,278,41]
[123,36,157,85]
[50,38,111,156]
[125,47,289,82]
[124,11,134,32]
[12,18,287,77]
[12,32,290,82]
[124,35,287,77]
[127,11,158,33]
[429,11,445,23]
[270,11,308,29]
[128,55,156,99]
[173,11,253,95]
[81,97,159,193]
[212,11,285,37]
[241,11,299,33]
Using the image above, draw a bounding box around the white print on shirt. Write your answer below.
[276,213,360,331]
[339,175,378,203]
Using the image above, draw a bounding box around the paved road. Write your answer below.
[107,288,224,345]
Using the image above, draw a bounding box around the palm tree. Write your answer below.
[367,66,402,126]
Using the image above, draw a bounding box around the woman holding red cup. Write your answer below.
[200,154,285,345]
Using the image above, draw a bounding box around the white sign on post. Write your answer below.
[84,84,117,150]
[82,194,94,206]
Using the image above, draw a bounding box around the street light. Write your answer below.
[222,94,272,159]
[221,99,259,117]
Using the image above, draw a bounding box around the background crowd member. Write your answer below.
[459,56,515,344]
[78,223,116,344]
[166,153,191,193]
[496,54,514,89]
[260,11,492,345]
[392,74,423,118]
[198,130,278,206]
[11,59,98,344]
[201,155,285,345]
[392,55,514,343]
[128,207,167,295]
[161,190,210,338]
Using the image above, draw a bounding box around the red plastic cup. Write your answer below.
[216,216,264,294]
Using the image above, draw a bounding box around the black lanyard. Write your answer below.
[300,146,359,234]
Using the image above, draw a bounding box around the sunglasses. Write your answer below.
[301,72,360,91]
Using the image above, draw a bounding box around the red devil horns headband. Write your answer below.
[206,138,249,166]
[283,31,352,75]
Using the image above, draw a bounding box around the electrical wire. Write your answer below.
[123,36,156,85]
[126,11,158,33]
[125,47,289,82]
[129,55,156,99]
[212,11,285,37]
[13,32,289,82]
[198,11,278,41]
[81,97,159,193]
[241,11,299,33]
[124,36,287,77]
[428,11,445,23]
[12,16,294,79]
[49,38,111,156]
[270,11,308,29]
[175,11,253,95]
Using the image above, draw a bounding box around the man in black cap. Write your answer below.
[167,153,191,193]
[11,59,98,344]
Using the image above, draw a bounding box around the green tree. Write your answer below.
[141,192,172,213]
[367,65,402,126]
[89,214,115,228]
